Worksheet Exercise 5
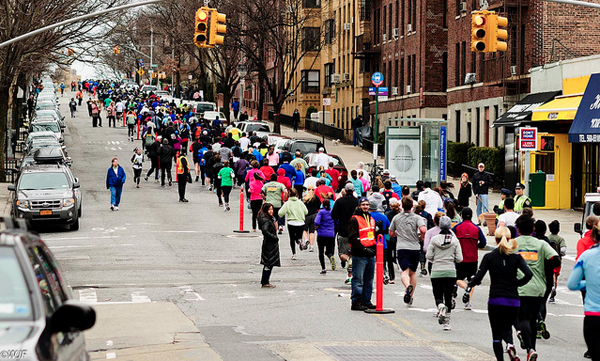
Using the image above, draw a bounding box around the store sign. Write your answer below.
[519,127,537,151]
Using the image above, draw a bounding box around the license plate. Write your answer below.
[40,210,52,216]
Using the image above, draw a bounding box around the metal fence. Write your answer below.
[3,158,20,184]
[304,118,346,141]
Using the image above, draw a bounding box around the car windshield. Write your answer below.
[247,124,270,132]
[293,142,320,155]
[0,247,33,321]
[197,104,215,112]
[32,124,59,133]
[19,173,69,190]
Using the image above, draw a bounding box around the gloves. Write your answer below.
[364,248,376,258]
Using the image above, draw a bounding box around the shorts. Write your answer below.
[553,266,561,277]
[337,235,351,256]
[396,249,421,272]
[304,213,317,233]
[456,261,478,281]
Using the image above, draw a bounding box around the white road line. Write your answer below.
[131,290,151,303]
[50,244,133,249]
[237,293,255,299]
[106,352,116,359]
[106,340,113,347]
[79,288,98,304]
[43,236,120,241]
[563,255,577,262]
[179,286,205,301]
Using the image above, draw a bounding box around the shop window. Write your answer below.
[536,153,555,176]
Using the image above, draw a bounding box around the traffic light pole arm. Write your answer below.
[123,46,150,60]
[0,0,165,49]
[540,0,600,8]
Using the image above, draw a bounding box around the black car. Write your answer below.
[0,218,95,360]
[282,138,326,155]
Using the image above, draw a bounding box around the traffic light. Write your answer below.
[208,9,226,46]
[113,46,121,55]
[490,14,508,52]
[471,11,489,52]
[194,7,210,48]
[67,49,74,56]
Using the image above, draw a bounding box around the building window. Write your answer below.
[412,54,416,90]
[475,107,480,146]
[400,58,404,95]
[442,52,448,91]
[389,4,393,38]
[407,0,412,32]
[394,59,399,88]
[324,63,334,87]
[461,42,466,86]
[383,6,387,39]
[303,0,320,8]
[455,43,460,86]
[359,58,370,73]
[301,70,320,93]
[388,61,392,90]
[324,19,335,45]
[412,0,417,30]
[302,27,320,52]
[471,52,476,74]
[400,0,405,36]
[407,56,412,89]
[361,0,371,20]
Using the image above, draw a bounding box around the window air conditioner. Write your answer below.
[382,33,387,42]
[391,87,399,95]
[392,28,399,39]
[331,74,341,84]
[342,73,350,81]
[460,1,467,12]
[406,85,411,94]
[407,24,412,32]
[344,23,351,31]
[465,73,476,84]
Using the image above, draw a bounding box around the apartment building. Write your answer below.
[282,0,372,138]
[368,0,448,133]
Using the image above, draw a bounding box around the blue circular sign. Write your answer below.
[371,72,384,87]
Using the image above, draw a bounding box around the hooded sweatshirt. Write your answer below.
[277,168,292,190]
[315,208,336,237]
[368,192,386,212]
[278,196,308,224]
[426,232,463,278]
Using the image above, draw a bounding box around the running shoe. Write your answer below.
[389,280,395,284]
[452,284,458,298]
[506,344,519,361]
[278,226,283,234]
[291,254,296,260]
[451,299,456,310]
[110,205,114,211]
[404,285,414,304]
[144,176,148,181]
[462,287,471,304]
[309,246,314,252]
[464,302,472,310]
[442,321,451,331]
[526,350,537,361]
[345,277,352,284]
[114,206,119,211]
[538,321,550,339]
[551,287,557,298]
[548,296,556,304]
[261,284,276,288]
[516,331,526,350]
[320,269,327,275]
[437,303,448,325]
[330,256,337,271]
[304,239,310,250]
[584,350,592,359]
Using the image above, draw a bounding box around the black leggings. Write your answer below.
[287,224,304,255]
[261,266,272,285]
[584,316,600,361]
[133,169,142,185]
[317,235,335,270]
[431,277,456,313]
[516,296,542,352]
[294,184,304,198]
[251,200,263,230]
[128,124,135,137]
[488,305,519,361]
[215,182,223,205]
[146,157,159,179]
[222,185,232,204]
[385,239,396,281]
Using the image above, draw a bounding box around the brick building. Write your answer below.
[368,0,448,131]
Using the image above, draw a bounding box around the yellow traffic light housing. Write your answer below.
[208,9,226,46]
[113,46,121,55]
[195,7,210,48]
[471,11,488,52]
[67,49,74,56]
[492,15,508,52]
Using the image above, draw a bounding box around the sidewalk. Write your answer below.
[85,302,223,361]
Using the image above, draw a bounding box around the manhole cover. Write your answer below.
[226,234,262,239]
[318,346,455,361]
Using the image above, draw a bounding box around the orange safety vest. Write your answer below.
[176,156,186,174]
[352,214,376,248]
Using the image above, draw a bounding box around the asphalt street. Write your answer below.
[32,92,591,361]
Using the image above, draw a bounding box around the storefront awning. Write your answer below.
[532,94,582,122]
[569,73,600,143]
[493,91,560,127]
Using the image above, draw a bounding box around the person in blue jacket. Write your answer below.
[106,157,127,211]
[568,224,600,361]
[315,199,337,274]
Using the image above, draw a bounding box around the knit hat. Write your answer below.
[369,199,379,211]
[439,216,452,230]
[345,182,355,192]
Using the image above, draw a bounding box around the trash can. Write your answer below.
[529,172,546,207]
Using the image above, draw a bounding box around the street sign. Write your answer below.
[519,127,537,151]
[137,69,145,76]
[371,72,384,87]
[323,98,331,106]
[439,125,447,181]
[139,59,144,67]
[152,64,158,68]
[368,87,389,96]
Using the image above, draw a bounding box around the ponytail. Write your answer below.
[495,226,517,255]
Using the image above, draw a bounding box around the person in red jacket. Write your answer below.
[277,168,292,191]
[577,215,599,260]
[315,178,336,202]
[451,207,486,310]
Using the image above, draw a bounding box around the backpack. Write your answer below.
[144,133,154,147]
[126,114,136,125]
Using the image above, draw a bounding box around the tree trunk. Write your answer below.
[272,101,282,134]
[257,75,265,122]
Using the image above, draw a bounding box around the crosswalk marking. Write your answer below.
[79,288,98,303]
[179,286,205,301]
[131,290,151,303]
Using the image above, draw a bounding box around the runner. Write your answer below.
[130,147,143,189]
[468,226,533,361]
[278,188,308,259]
[315,199,336,274]
[389,197,427,305]
[302,185,322,252]
[249,172,265,232]
[217,160,235,211]
[426,216,463,331]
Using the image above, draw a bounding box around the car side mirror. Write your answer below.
[50,302,96,333]
[574,223,582,234]
[73,182,80,189]
[7,185,15,191]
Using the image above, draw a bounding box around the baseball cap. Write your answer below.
[358,197,369,205]
[390,175,397,181]
[439,216,452,230]
[515,182,526,189]
[344,182,355,192]
[383,169,390,175]
[478,163,485,167]
[319,147,325,152]
[500,188,513,195]
[389,198,400,206]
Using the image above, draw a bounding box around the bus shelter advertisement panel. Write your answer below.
[388,139,421,185]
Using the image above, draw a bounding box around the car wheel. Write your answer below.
[78,206,82,218]
[70,218,80,231]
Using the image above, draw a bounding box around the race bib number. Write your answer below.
[267,186,278,192]
[519,250,539,261]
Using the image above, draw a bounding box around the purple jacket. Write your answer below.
[315,209,336,238]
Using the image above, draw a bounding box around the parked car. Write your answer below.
[238,121,271,135]
[304,152,348,190]
[195,102,217,114]
[21,147,72,170]
[203,111,227,123]
[282,138,326,155]
[9,163,82,230]
[30,120,63,143]
[35,101,59,111]
[0,219,95,360]
[33,109,66,129]
[574,192,600,234]
[140,85,158,94]
[258,133,290,146]
[25,132,61,153]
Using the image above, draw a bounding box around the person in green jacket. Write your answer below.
[217,160,235,211]
[278,188,308,259]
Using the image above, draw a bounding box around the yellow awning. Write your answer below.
[531,94,582,121]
